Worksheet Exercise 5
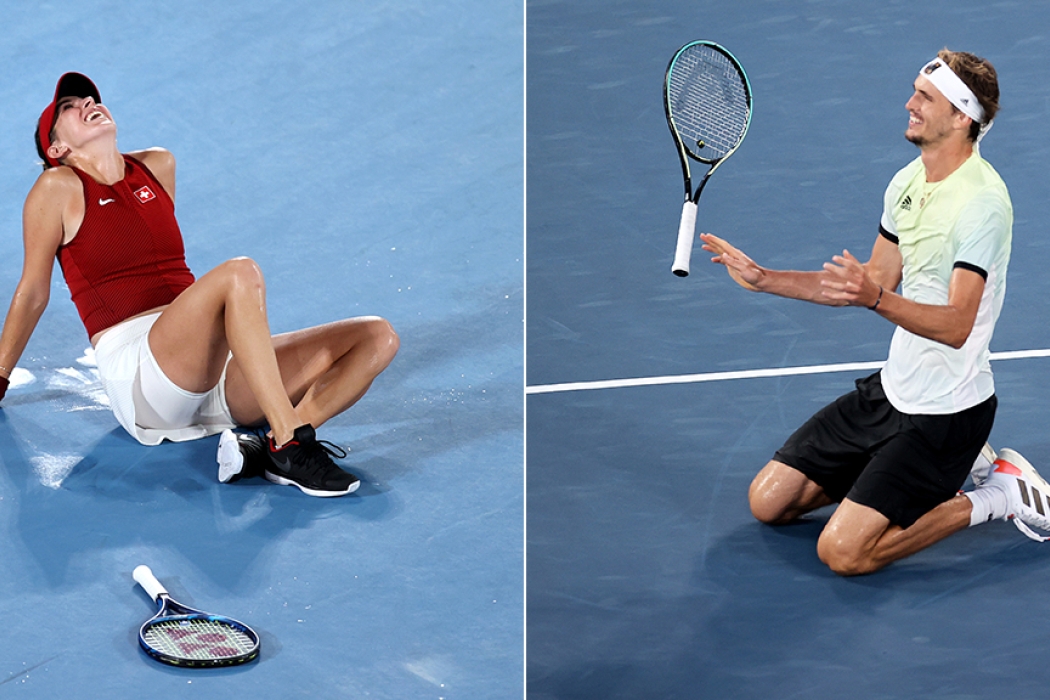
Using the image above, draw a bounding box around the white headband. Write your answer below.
[919,58,986,123]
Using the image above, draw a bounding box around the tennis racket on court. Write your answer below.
[664,40,752,276]
[133,564,260,667]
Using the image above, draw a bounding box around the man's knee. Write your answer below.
[747,461,819,525]
[815,501,893,576]
[816,534,874,577]
[748,484,791,525]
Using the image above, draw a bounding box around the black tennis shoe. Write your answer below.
[264,424,359,497]
[217,429,269,484]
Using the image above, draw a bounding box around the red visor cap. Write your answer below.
[38,72,101,168]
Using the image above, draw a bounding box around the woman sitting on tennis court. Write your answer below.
[0,72,399,497]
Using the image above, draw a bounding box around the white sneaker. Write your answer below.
[970,442,998,487]
[216,429,268,484]
[988,448,1050,542]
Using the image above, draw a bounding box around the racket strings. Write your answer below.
[143,617,256,660]
[668,47,749,159]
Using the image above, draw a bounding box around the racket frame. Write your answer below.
[134,565,260,668]
[664,40,753,276]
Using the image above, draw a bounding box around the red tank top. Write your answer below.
[57,155,195,339]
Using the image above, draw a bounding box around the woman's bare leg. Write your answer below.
[222,316,399,429]
[145,256,397,446]
[145,257,303,444]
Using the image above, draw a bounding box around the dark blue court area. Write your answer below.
[0,1,522,698]
[527,1,1050,698]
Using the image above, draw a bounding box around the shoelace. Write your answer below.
[1006,477,1050,542]
[1011,517,1050,543]
[296,438,349,476]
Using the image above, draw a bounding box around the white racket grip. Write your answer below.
[671,200,698,276]
[133,565,168,601]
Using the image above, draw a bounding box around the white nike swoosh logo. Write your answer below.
[99,198,115,206]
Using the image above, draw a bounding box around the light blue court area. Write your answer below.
[528,1,1050,698]
[0,1,522,698]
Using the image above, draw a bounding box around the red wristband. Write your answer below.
[0,375,9,403]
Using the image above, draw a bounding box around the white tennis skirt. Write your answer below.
[93,312,237,445]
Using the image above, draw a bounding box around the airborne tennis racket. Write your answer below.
[664,40,752,276]
[133,564,260,667]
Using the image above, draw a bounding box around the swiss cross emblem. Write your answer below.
[134,186,156,203]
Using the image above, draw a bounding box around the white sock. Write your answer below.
[964,482,1010,526]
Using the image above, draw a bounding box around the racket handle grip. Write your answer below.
[133,565,168,602]
[671,200,697,277]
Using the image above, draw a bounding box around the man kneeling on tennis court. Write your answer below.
[701,49,1050,575]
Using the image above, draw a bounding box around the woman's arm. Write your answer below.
[0,171,74,397]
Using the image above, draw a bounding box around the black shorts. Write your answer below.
[773,372,996,528]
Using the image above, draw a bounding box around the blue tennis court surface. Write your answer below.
[528,1,1050,698]
[0,1,522,697]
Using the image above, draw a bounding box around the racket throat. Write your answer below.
[692,169,716,203]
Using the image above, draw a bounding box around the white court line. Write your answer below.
[525,348,1050,395]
